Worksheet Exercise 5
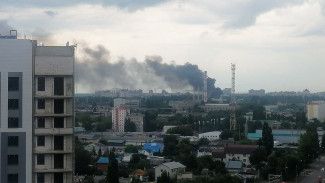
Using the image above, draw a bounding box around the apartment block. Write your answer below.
[112,107,130,132]
[0,31,74,183]
[126,113,144,132]
[307,101,325,122]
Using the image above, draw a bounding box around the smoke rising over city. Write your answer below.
[76,45,221,95]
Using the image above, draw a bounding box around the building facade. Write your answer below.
[126,113,144,132]
[0,33,74,183]
[307,101,325,122]
[112,107,130,132]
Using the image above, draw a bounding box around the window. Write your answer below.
[54,172,63,183]
[37,117,45,128]
[37,154,45,165]
[38,99,45,109]
[54,154,64,169]
[54,77,64,95]
[8,99,19,109]
[54,99,64,114]
[8,174,18,183]
[37,136,45,146]
[8,77,19,91]
[8,118,19,128]
[8,136,19,146]
[38,77,45,91]
[54,136,64,150]
[8,155,18,165]
[54,117,64,128]
[37,173,45,183]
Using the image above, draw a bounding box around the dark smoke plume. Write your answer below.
[0,20,13,35]
[76,45,222,97]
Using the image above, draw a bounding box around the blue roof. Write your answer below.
[97,157,121,164]
[142,143,163,153]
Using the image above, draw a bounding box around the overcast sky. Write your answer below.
[1,0,325,93]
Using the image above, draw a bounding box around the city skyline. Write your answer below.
[1,0,325,93]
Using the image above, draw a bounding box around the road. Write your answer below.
[295,156,325,183]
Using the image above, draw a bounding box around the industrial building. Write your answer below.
[0,31,74,183]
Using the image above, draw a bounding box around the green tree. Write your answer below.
[157,171,172,183]
[167,126,193,136]
[125,119,136,132]
[75,137,93,175]
[197,138,210,146]
[124,145,140,153]
[298,126,320,162]
[249,147,267,169]
[106,152,119,183]
[261,122,273,155]
[163,135,179,157]
[219,129,233,140]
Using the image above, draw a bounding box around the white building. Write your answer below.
[224,145,258,166]
[155,161,186,181]
[307,101,325,122]
[0,31,74,183]
[112,107,130,132]
[198,131,221,141]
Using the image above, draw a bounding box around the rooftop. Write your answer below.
[161,161,186,169]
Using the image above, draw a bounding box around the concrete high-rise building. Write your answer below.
[112,107,130,132]
[307,101,325,122]
[0,31,74,183]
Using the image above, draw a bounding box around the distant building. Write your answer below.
[248,89,265,96]
[307,101,325,122]
[169,100,200,112]
[155,162,186,181]
[114,98,141,108]
[198,131,221,141]
[223,88,232,95]
[114,98,126,107]
[112,107,130,132]
[95,88,143,98]
[201,104,231,112]
[126,113,144,132]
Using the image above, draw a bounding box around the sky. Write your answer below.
[0,0,325,93]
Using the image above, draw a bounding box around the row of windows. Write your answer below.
[37,136,64,150]
[37,76,65,96]
[37,117,65,128]
[37,99,65,114]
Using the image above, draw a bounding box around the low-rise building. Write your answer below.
[198,131,221,141]
[155,162,186,181]
[224,145,258,166]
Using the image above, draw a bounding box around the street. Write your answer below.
[294,156,325,183]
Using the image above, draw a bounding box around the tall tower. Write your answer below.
[203,71,208,102]
[230,63,237,131]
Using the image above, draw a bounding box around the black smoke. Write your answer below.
[0,20,13,35]
[75,45,222,97]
